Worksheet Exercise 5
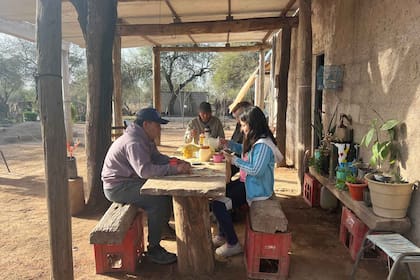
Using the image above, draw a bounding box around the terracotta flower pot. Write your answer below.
[346,181,368,201]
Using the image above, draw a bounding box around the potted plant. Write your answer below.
[335,164,353,191]
[309,148,330,176]
[361,115,415,218]
[345,173,367,201]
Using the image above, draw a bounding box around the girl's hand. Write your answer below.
[219,137,228,147]
[222,150,234,163]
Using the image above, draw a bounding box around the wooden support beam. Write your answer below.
[255,49,265,109]
[263,0,297,43]
[165,0,181,22]
[61,44,73,145]
[296,0,312,184]
[112,35,123,141]
[0,17,35,41]
[159,44,270,53]
[188,34,198,45]
[117,16,298,36]
[140,35,161,46]
[281,0,298,17]
[276,27,292,167]
[37,0,74,278]
[152,47,162,145]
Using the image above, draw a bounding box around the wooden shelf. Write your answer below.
[310,171,411,233]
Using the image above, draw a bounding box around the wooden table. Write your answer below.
[311,171,411,233]
[141,162,226,275]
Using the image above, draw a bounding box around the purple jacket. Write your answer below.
[101,122,177,189]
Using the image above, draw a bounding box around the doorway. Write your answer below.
[314,53,324,148]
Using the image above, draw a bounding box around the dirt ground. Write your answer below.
[0,119,389,279]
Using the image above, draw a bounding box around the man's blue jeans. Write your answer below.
[104,181,172,248]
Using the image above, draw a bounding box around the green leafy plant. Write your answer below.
[312,105,338,150]
[360,114,403,183]
[308,156,322,174]
[345,173,366,184]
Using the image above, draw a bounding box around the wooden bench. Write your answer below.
[245,199,291,280]
[89,203,144,274]
[311,171,411,233]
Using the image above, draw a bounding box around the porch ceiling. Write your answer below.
[0,0,298,48]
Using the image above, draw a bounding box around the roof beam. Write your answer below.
[0,17,35,41]
[117,16,298,36]
[159,44,271,53]
[0,17,70,50]
[263,0,297,43]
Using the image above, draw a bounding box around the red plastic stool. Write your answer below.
[339,206,369,260]
[245,215,292,280]
[93,212,144,274]
[303,173,321,207]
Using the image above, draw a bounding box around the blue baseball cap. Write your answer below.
[135,108,169,124]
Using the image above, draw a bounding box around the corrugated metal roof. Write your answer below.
[0,0,298,48]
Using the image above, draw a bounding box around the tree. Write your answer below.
[0,35,37,121]
[161,51,214,115]
[69,44,88,121]
[71,0,118,212]
[211,52,258,99]
[121,48,153,113]
[0,55,24,119]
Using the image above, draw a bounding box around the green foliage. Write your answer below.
[360,110,409,183]
[361,118,400,178]
[312,104,337,149]
[23,111,38,121]
[335,166,353,190]
[211,52,258,99]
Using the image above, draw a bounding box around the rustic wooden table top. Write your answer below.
[140,161,226,198]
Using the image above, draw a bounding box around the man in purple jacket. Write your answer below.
[101,107,191,265]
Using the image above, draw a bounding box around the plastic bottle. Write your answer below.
[199,133,205,146]
[204,127,210,146]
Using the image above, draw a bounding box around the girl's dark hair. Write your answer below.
[240,106,276,154]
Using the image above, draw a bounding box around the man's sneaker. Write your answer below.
[212,235,226,247]
[147,245,177,265]
[215,242,243,257]
[161,223,176,241]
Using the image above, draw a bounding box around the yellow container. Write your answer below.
[183,148,194,158]
[199,146,212,162]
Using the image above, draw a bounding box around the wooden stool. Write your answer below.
[90,203,144,274]
[244,200,291,280]
[352,233,420,280]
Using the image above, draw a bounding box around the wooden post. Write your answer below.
[152,46,162,145]
[296,0,313,185]
[255,49,265,109]
[61,42,73,145]
[173,196,214,275]
[36,0,74,278]
[276,27,292,167]
[112,35,122,140]
[152,46,161,112]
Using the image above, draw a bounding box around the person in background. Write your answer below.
[101,107,191,265]
[219,101,252,223]
[228,101,252,178]
[184,101,225,143]
[212,106,283,257]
